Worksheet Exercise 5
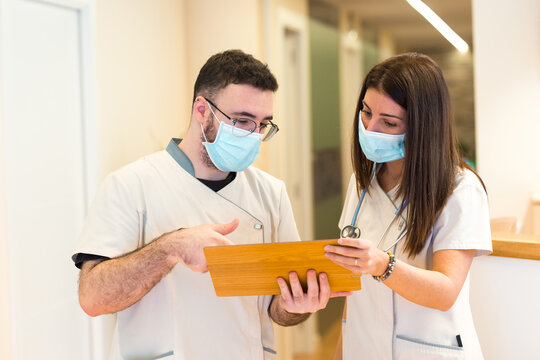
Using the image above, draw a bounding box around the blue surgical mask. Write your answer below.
[201,119,262,172]
[358,113,405,163]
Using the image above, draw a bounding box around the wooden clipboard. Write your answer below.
[203,239,361,297]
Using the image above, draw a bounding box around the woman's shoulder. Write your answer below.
[345,173,361,197]
[454,167,485,192]
[447,167,488,207]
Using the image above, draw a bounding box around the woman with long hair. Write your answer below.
[325,53,491,359]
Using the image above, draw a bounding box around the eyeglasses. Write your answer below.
[204,98,279,142]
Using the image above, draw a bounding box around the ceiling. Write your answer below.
[316,0,473,52]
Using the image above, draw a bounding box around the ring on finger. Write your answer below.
[354,258,358,266]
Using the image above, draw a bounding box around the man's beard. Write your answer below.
[200,115,219,170]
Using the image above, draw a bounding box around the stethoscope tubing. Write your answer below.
[349,164,377,226]
[343,163,408,251]
[381,223,407,252]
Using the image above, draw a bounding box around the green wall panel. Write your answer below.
[309,19,340,150]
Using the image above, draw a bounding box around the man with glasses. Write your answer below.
[73,50,342,360]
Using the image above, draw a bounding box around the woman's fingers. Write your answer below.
[325,245,359,258]
[329,258,362,274]
[337,238,371,248]
[325,249,373,275]
[325,251,363,266]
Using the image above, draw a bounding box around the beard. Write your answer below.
[200,115,219,170]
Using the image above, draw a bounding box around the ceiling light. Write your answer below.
[406,0,469,53]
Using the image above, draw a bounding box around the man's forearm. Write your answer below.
[268,295,310,327]
[78,231,181,316]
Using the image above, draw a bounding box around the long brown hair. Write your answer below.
[352,53,483,257]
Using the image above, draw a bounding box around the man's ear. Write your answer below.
[192,96,208,124]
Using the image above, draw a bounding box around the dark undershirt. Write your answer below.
[73,172,237,269]
[197,171,236,192]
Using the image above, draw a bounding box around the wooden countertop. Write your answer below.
[491,232,540,261]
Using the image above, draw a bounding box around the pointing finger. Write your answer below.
[213,218,240,235]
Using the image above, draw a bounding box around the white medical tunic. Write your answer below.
[74,139,300,360]
[339,169,492,360]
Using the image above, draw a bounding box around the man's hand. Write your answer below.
[278,270,330,313]
[78,218,238,316]
[269,270,351,326]
[173,218,239,272]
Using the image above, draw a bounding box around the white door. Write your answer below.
[1,0,91,358]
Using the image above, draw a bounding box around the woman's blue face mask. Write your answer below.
[358,112,405,163]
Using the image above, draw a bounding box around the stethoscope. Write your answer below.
[340,165,408,252]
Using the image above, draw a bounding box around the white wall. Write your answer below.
[473,0,540,223]
[95,0,188,179]
[0,5,11,357]
[0,39,12,360]
[185,0,262,97]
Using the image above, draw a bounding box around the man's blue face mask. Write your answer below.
[201,106,262,172]
[358,112,405,163]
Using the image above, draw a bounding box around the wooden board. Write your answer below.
[204,239,361,297]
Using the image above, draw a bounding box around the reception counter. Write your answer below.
[491,231,540,260]
[470,232,540,360]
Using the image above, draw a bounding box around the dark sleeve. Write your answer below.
[72,253,110,269]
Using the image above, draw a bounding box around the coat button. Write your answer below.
[254,223,263,230]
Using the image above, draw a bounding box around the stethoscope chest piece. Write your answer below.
[341,225,361,239]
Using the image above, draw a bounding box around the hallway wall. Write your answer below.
[95,0,188,179]
[473,0,540,225]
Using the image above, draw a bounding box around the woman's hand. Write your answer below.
[324,238,389,276]
[326,238,477,311]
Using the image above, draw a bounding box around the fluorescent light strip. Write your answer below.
[406,0,469,53]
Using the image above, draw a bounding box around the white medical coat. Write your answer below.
[339,169,492,360]
[75,139,300,360]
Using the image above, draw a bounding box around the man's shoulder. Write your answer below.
[235,166,288,201]
[106,150,170,185]
[242,166,284,187]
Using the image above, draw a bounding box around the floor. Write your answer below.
[294,320,341,360]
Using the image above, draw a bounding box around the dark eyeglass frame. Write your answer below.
[204,98,279,142]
